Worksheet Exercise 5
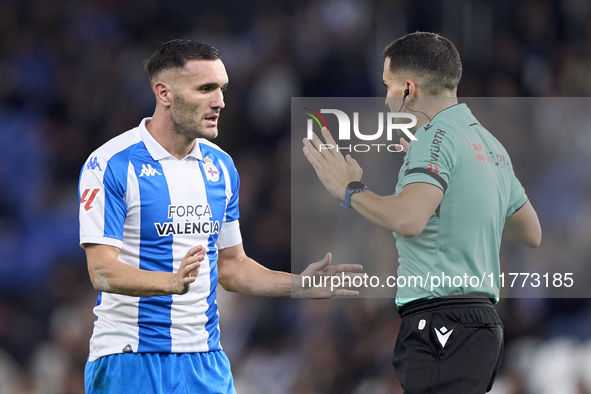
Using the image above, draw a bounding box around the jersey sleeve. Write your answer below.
[216,160,242,249]
[398,126,454,193]
[79,155,127,249]
[506,170,528,217]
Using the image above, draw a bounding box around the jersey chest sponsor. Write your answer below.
[154,220,220,236]
[429,128,447,163]
[154,204,220,237]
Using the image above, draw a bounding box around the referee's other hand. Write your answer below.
[399,137,410,157]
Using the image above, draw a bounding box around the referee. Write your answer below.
[79,39,361,394]
[303,32,541,393]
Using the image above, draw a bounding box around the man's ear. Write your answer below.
[154,81,172,107]
[406,80,417,97]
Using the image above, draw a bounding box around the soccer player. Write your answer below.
[79,39,361,394]
[302,32,542,393]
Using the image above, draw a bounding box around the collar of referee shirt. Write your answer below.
[140,117,203,161]
[419,103,467,129]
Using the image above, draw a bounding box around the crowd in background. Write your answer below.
[0,0,591,392]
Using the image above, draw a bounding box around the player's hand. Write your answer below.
[172,245,205,295]
[293,252,364,298]
[303,127,363,201]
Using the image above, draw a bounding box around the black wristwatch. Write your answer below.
[340,181,367,208]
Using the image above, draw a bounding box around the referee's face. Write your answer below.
[170,59,228,140]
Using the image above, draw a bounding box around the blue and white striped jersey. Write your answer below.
[79,118,242,362]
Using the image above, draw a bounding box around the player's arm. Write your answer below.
[85,243,205,296]
[502,200,542,248]
[217,242,362,298]
[217,243,290,296]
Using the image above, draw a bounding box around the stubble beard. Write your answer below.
[171,94,218,142]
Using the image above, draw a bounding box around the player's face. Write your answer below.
[382,57,405,112]
[170,59,228,140]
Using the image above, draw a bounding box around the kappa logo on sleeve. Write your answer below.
[84,157,103,172]
[81,188,100,211]
[202,157,219,182]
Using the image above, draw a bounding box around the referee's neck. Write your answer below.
[414,96,458,129]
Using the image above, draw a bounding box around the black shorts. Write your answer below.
[393,297,504,394]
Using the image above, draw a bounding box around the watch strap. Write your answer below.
[340,182,367,208]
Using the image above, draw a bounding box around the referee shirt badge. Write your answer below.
[472,142,487,163]
[203,157,220,182]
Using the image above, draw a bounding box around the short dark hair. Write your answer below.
[144,39,220,82]
[383,32,462,95]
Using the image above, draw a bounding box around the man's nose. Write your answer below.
[212,90,225,109]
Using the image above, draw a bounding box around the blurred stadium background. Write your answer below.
[1,0,591,393]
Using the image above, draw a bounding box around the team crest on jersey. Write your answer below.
[203,157,219,182]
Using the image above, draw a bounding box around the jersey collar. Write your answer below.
[429,103,473,124]
[138,118,203,161]
[417,103,476,135]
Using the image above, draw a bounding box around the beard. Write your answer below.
[171,94,218,141]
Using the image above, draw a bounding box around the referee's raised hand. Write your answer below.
[293,252,365,298]
[303,127,363,201]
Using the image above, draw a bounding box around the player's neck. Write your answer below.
[146,112,195,160]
